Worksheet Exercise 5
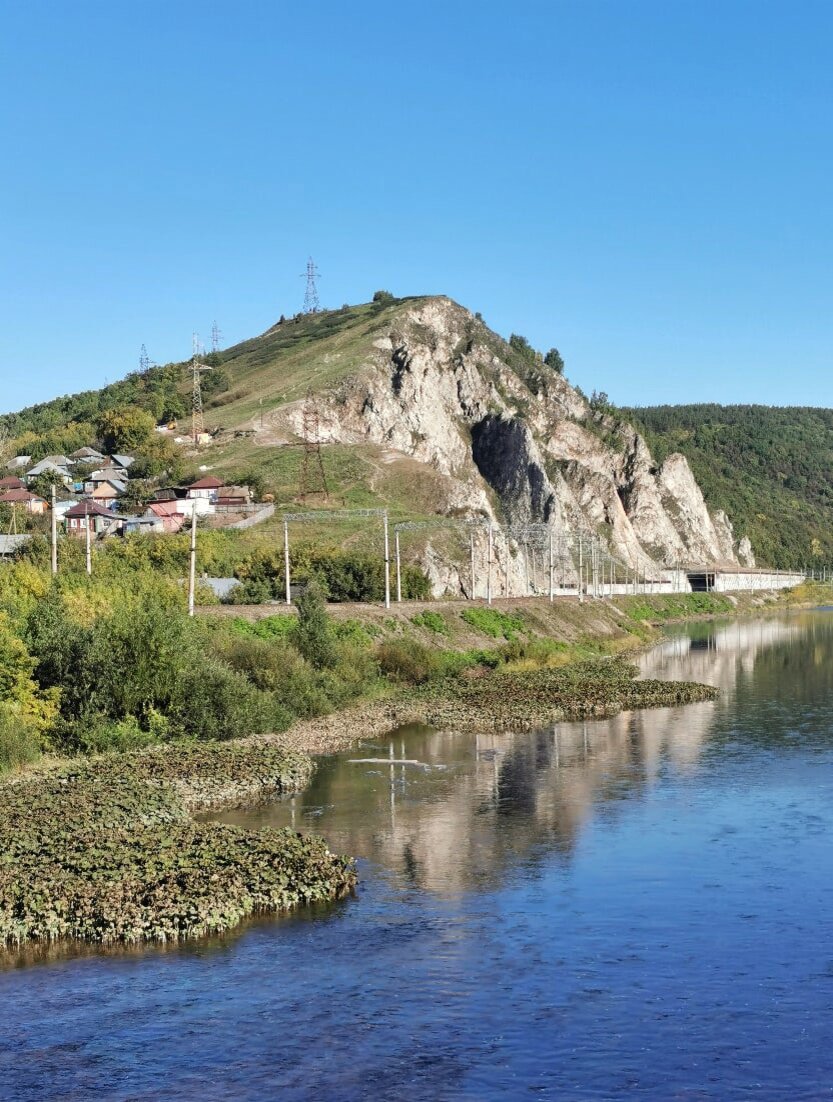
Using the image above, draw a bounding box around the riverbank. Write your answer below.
[3,587,823,951]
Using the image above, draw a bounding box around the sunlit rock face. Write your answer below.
[281,297,748,592]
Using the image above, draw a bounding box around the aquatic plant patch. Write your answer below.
[408,658,718,730]
[0,742,355,948]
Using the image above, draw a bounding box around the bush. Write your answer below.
[461,607,526,640]
[290,584,337,669]
[411,610,449,635]
[376,638,437,684]
[0,708,40,773]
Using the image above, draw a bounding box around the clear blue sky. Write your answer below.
[2,0,832,414]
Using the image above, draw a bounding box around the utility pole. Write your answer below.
[395,531,402,603]
[50,485,57,575]
[85,511,92,576]
[188,509,197,617]
[487,523,493,605]
[470,530,476,600]
[548,529,554,602]
[578,536,584,603]
[283,516,291,606]
[139,344,150,373]
[211,320,221,353]
[383,511,391,609]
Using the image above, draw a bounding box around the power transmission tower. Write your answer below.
[190,333,212,447]
[211,320,221,352]
[298,389,329,501]
[301,257,321,314]
[139,344,150,373]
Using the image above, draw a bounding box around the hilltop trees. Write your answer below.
[97,407,157,454]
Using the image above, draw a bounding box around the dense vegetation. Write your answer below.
[0,546,383,769]
[0,742,355,946]
[624,404,833,568]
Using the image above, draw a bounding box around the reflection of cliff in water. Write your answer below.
[220,612,833,899]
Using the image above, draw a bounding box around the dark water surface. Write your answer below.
[4,613,833,1100]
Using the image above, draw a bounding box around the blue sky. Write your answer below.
[2,0,832,413]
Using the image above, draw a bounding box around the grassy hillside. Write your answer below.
[623,404,833,569]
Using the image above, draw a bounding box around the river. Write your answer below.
[3,612,833,1099]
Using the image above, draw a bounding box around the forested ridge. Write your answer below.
[623,403,833,569]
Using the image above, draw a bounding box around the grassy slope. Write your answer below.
[623,403,833,569]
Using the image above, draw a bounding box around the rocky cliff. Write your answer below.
[241,297,753,591]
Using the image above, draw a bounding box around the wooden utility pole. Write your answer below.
[188,509,197,617]
[85,511,92,576]
[283,516,291,606]
[50,485,57,575]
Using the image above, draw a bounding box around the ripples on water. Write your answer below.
[4,613,833,1099]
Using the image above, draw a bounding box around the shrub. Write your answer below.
[290,584,337,669]
[0,707,40,773]
[410,610,449,635]
[461,607,526,640]
[376,638,437,684]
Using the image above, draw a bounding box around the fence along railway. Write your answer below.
[274,510,804,609]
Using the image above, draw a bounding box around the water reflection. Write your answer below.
[218,611,833,898]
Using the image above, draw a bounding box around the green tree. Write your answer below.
[97,407,157,454]
[544,348,565,373]
[290,583,336,668]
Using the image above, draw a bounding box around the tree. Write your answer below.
[290,582,336,668]
[29,470,68,501]
[508,334,537,363]
[372,290,395,305]
[97,407,157,454]
[544,348,565,374]
[117,479,154,514]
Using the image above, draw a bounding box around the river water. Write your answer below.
[4,612,833,1100]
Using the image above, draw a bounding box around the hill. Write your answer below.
[1,295,756,591]
[622,404,833,570]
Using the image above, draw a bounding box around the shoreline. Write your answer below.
[2,591,828,953]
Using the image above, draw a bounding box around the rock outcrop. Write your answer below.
[268,297,751,589]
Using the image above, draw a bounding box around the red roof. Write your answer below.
[0,489,43,503]
[65,501,115,519]
[148,501,182,517]
[188,476,224,489]
[0,476,25,490]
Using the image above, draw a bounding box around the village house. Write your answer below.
[25,457,72,485]
[0,488,48,515]
[186,475,224,504]
[83,469,128,496]
[64,501,121,537]
[69,447,105,464]
[0,476,26,492]
[90,480,126,508]
[154,485,213,516]
[109,454,135,473]
[216,484,253,508]
[146,500,186,533]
